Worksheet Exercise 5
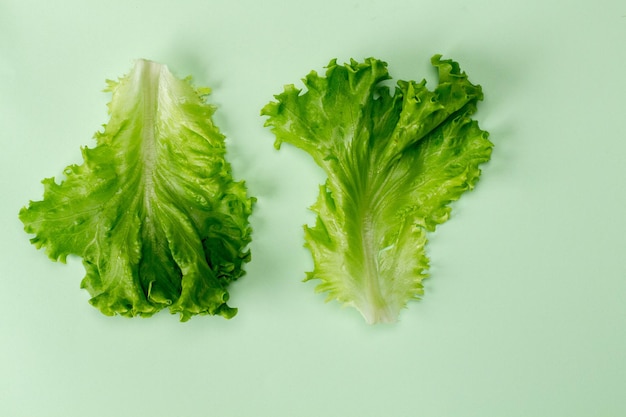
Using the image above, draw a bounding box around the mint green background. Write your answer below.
[1,1,625,416]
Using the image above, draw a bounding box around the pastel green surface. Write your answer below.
[1,1,625,416]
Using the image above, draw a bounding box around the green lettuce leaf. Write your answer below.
[20,59,254,321]
[262,55,492,324]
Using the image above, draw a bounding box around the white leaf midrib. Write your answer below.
[138,59,162,219]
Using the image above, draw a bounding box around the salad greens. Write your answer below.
[262,55,492,324]
[19,59,254,321]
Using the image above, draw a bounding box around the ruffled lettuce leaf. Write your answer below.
[262,55,492,324]
[20,59,254,321]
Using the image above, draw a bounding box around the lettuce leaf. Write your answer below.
[262,55,492,324]
[19,59,254,321]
